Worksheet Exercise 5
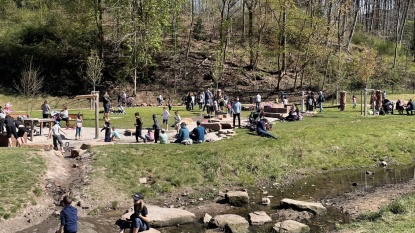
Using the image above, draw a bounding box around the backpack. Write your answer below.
[320,95,325,102]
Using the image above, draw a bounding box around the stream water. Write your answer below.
[17,163,415,233]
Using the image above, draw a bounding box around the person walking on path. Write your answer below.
[317,91,325,112]
[256,93,261,111]
[48,121,67,152]
[75,113,83,140]
[134,112,146,143]
[56,196,78,233]
[232,97,242,128]
[162,107,171,131]
[152,114,160,143]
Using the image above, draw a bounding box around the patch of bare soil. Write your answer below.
[324,178,415,219]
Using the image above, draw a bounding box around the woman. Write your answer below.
[5,115,19,147]
[130,192,150,233]
[15,117,26,146]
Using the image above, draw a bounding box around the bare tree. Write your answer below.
[13,59,44,114]
[14,60,44,98]
[85,50,104,92]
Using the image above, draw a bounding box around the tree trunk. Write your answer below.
[346,0,359,51]
[184,0,194,79]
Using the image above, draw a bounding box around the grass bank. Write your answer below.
[0,149,45,219]
[337,193,415,232]
[89,107,415,200]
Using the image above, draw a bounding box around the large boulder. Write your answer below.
[273,220,310,233]
[121,205,195,228]
[225,191,249,207]
[201,122,222,131]
[80,141,114,150]
[249,211,272,225]
[209,214,249,233]
[280,198,327,215]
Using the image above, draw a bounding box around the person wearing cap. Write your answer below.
[231,97,242,128]
[56,196,78,233]
[48,121,67,152]
[130,192,150,232]
[174,122,189,143]
[190,121,205,143]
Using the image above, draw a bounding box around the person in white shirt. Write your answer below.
[162,107,171,130]
[48,121,67,152]
[60,106,69,129]
[0,106,5,134]
[256,93,261,111]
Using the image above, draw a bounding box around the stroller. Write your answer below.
[247,111,261,131]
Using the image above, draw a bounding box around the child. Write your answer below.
[173,111,181,133]
[101,117,111,142]
[111,126,121,141]
[130,192,150,232]
[167,97,172,111]
[162,107,170,131]
[227,101,232,117]
[352,95,357,109]
[75,113,83,140]
[145,129,154,142]
[152,114,160,143]
[134,112,146,143]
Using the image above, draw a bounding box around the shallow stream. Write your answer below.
[18,163,415,233]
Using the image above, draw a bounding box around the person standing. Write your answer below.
[48,121,66,152]
[352,95,357,109]
[101,117,112,142]
[232,97,242,128]
[0,106,5,134]
[60,106,70,129]
[134,112,146,143]
[317,91,325,112]
[75,113,83,140]
[152,114,160,143]
[41,100,51,127]
[190,93,195,111]
[56,196,78,233]
[103,92,110,118]
[198,92,204,110]
[5,115,19,147]
[256,93,261,111]
[162,107,171,131]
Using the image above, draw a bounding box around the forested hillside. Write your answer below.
[0,0,414,97]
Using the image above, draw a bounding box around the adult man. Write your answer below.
[231,97,242,128]
[256,118,277,139]
[406,99,415,115]
[175,122,189,143]
[159,129,169,144]
[256,93,261,110]
[317,91,325,112]
[103,92,110,118]
[157,94,163,106]
[48,121,67,152]
[56,196,78,233]
[191,121,205,143]
[203,89,212,111]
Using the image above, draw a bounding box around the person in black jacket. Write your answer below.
[256,118,278,139]
[134,112,146,143]
[152,114,160,143]
[5,115,19,147]
[406,99,415,115]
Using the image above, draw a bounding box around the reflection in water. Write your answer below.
[17,164,415,233]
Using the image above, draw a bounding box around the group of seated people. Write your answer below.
[174,121,206,145]
[395,99,415,115]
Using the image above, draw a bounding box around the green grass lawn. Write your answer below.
[2,93,415,223]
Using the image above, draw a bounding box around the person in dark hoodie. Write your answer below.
[101,117,111,142]
[56,196,78,233]
[152,114,160,143]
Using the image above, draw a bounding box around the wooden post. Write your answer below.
[95,94,99,139]
[340,91,347,111]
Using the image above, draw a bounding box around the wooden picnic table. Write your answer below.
[23,118,56,142]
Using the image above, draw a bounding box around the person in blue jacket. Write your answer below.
[175,122,189,143]
[191,121,205,143]
[56,196,78,233]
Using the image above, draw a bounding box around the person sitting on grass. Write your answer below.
[190,121,205,143]
[159,129,169,144]
[406,99,415,115]
[111,126,121,141]
[256,118,278,139]
[145,129,155,142]
[174,122,189,143]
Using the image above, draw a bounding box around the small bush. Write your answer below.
[111,201,118,210]
[357,211,383,221]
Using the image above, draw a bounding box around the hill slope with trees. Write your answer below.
[0,0,414,97]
